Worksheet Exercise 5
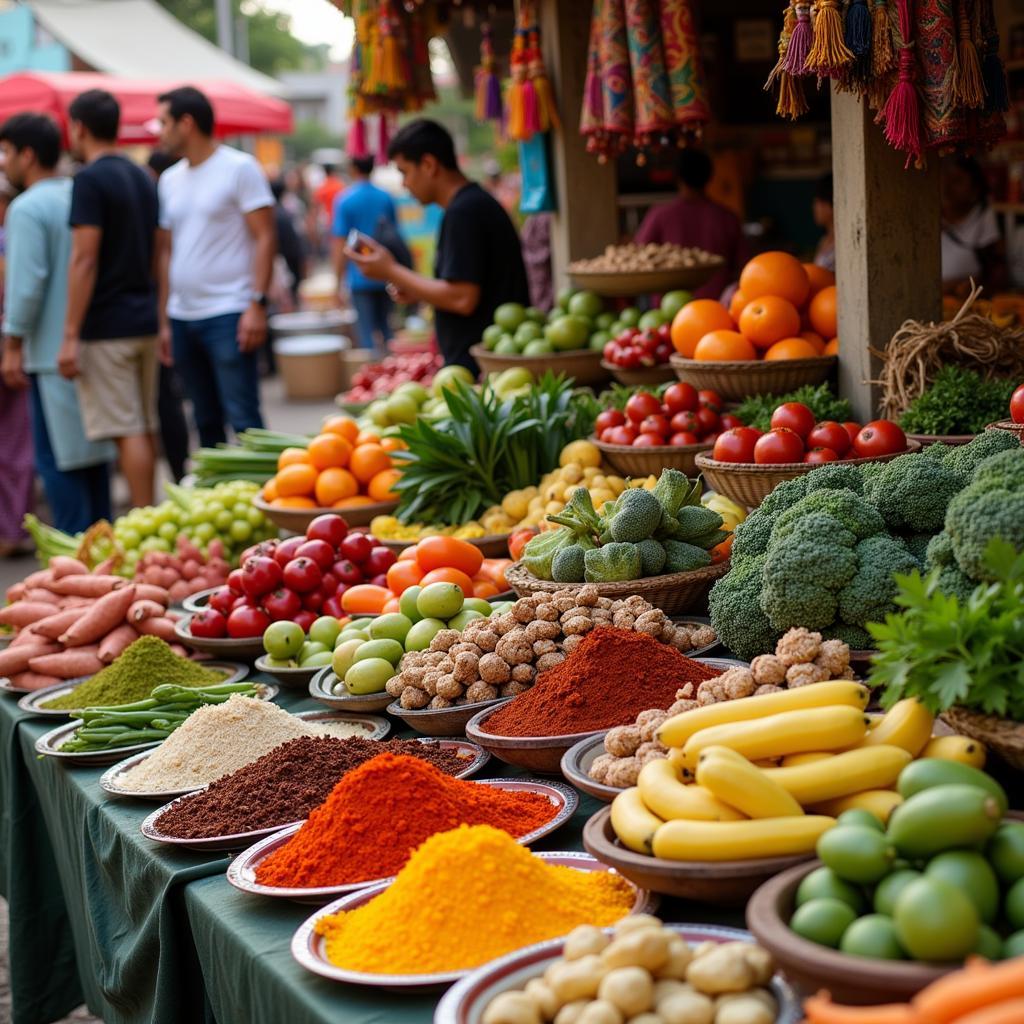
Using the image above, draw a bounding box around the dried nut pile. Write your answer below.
[385,586,716,711]
[569,243,720,274]
[589,628,851,787]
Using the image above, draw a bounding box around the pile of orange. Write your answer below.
[261,415,405,511]
[670,252,839,363]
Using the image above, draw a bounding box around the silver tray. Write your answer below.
[227,779,578,903]
[560,733,622,803]
[307,666,393,713]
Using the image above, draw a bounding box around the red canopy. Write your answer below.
[0,71,292,141]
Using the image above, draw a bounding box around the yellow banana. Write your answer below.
[695,747,804,818]
[651,815,835,862]
[762,744,912,805]
[610,787,664,855]
[811,789,903,823]
[858,698,933,756]
[920,735,987,768]
[780,752,832,767]
[657,680,870,748]
[637,758,745,822]
[680,705,869,771]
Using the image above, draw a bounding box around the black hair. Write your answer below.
[351,154,374,176]
[815,172,834,205]
[675,148,713,190]
[147,149,177,177]
[0,113,61,169]
[387,119,457,171]
[270,177,285,200]
[950,155,990,207]
[68,89,120,142]
[322,163,337,175]
[157,86,214,137]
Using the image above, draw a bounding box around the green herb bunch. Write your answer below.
[733,384,853,432]
[868,539,1024,720]
[898,365,1017,436]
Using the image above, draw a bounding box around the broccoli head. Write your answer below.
[803,462,865,496]
[941,429,1020,485]
[903,532,932,567]
[925,530,955,570]
[837,534,920,627]
[945,486,1024,582]
[708,554,781,660]
[773,489,885,541]
[970,447,1024,492]
[920,442,952,461]
[822,623,874,650]
[636,538,666,577]
[730,509,775,560]
[867,452,963,532]
[757,475,812,519]
[662,539,713,574]
[934,563,977,602]
[606,488,662,543]
[583,542,643,583]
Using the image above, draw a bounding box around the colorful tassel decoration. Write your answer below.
[951,0,984,108]
[805,0,855,75]
[845,0,872,61]
[784,1,813,75]
[474,23,503,123]
[882,0,923,166]
[766,1,809,119]
[348,116,368,157]
[871,0,896,75]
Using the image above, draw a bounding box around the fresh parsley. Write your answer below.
[898,365,1017,436]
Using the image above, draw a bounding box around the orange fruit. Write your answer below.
[803,263,835,295]
[332,495,375,508]
[670,300,734,358]
[471,580,499,599]
[738,296,801,349]
[314,466,359,506]
[307,433,353,471]
[808,285,838,339]
[739,252,811,308]
[349,443,392,485]
[341,584,393,615]
[272,495,316,509]
[693,330,757,362]
[397,544,419,562]
[824,337,839,356]
[277,446,311,470]
[381,597,401,613]
[367,467,402,502]
[386,558,425,595]
[380,437,407,452]
[479,557,512,590]
[356,429,381,446]
[415,536,484,577]
[419,566,476,597]
[763,337,820,361]
[274,463,318,497]
[322,415,360,443]
[800,330,826,354]
[727,289,748,322]
[262,479,279,502]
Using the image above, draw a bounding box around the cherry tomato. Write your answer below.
[670,410,700,434]
[625,391,662,423]
[698,389,724,412]
[273,536,305,568]
[719,413,744,431]
[607,424,638,445]
[295,539,335,571]
[806,420,851,456]
[227,568,245,594]
[190,608,226,638]
[1011,383,1024,424]
[804,447,839,463]
[305,513,348,548]
[338,533,373,565]
[770,402,816,439]
[263,587,302,622]
[695,407,721,435]
[754,427,805,464]
[282,556,323,593]
[712,427,761,463]
[226,604,271,639]
[595,409,626,433]
[631,433,663,447]
[240,556,282,599]
[670,431,700,446]
[842,421,862,445]
[640,413,670,437]
[853,419,907,458]
[663,382,699,414]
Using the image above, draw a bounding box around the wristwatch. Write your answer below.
[253,292,268,308]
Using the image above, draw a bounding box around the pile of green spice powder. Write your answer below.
[42,636,227,710]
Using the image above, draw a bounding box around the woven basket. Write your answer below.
[986,420,1024,442]
[669,354,836,401]
[906,433,976,447]
[470,344,610,388]
[695,440,922,509]
[601,360,676,388]
[504,560,730,616]
[940,706,1024,772]
[593,436,712,478]
[253,494,399,534]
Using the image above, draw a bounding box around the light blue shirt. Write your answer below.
[332,180,397,292]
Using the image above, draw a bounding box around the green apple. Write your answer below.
[399,586,423,623]
[308,616,341,648]
[482,324,504,349]
[555,286,574,311]
[331,638,363,678]
[462,598,494,615]
[299,650,334,668]
[491,367,533,396]
[589,330,611,351]
[493,302,527,332]
[263,620,304,659]
[525,306,546,323]
[336,628,369,644]
[262,656,296,669]
[394,381,429,405]
[366,400,390,426]
[494,335,518,355]
[368,612,413,646]
[299,641,329,662]
[660,290,692,319]
[595,312,615,330]
[345,657,394,695]
[523,339,553,356]
[544,315,589,352]
[431,364,475,398]
[638,309,668,330]
[514,321,543,344]
[568,290,603,319]
[417,582,465,620]
[404,616,446,651]
[619,306,641,327]
[384,392,419,424]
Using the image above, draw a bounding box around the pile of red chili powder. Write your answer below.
[481,626,720,738]
[254,752,557,888]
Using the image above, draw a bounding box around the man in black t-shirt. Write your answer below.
[345,119,528,374]
[58,89,159,506]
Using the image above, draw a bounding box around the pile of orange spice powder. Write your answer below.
[255,752,557,888]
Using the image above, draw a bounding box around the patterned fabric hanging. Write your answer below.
[659,0,711,135]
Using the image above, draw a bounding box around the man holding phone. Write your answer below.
[345,119,528,375]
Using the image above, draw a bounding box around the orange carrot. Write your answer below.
[0,602,62,628]
[59,585,136,646]
[135,616,176,641]
[803,993,921,1024]
[0,642,61,676]
[131,584,169,605]
[49,575,126,598]
[48,556,88,578]
[913,958,1024,1023]
[10,671,62,691]
[128,599,164,623]
[29,647,103,679]
[952,999,1024,1024]
[32,608,88,640]
[98,624,138,663]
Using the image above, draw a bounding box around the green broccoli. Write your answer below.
[708,554,781,661]
[651,469,698,519]
[522,527,576,580]
[689,528,729,551]
[584,542,642,583]
[859,461,886,499]
[920,442,952,461]
[803,462,865,496]
[821,623,873,649]
[837,535,920,627]
[866,453,963,532]
[605,487,662,543]
[730,509,775,560]
[971,447,1024,491]
[945,486,1024,582]
[636,538,666,577]
[925,531,955,569]
[941,429,1020,485]
[662,539,713,574]
[757,475,812,519]
[773,489,885,541]
[935,563,977,602]
[548,486,601,534]
[903,532,932,567]
[551,544,588,583]
[674,504,724,540]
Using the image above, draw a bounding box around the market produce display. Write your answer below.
[129,535,231,603]
[480,292,616,356]
[570,242,720,275]
[190,428,312,488]
[340,351,443,405]
[595,384,730,449]
[311,824,636,975]
[898,366,1018,437]
[601,292,692,371]
[733,384,852,434]
[481,917,779,1024]
[255,752,557,888]
[1012,382,1024,424]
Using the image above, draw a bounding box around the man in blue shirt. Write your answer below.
[331,156,397,351]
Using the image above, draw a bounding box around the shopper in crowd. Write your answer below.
[345,119,529,374]
[154,85,275,447]
[812,173,836,273]
[271,177,307,310]
[331,154,398,351]
[60,89,159,507]
[0,113,113,534]
[634,148,748,299]
[314,163,344,225]
[941,155,1008,296]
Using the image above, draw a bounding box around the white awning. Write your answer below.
[27,0,284,95]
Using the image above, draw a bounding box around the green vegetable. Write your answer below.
[734,383,853,433]
[651,469,700,520]
[940,428,1020,486]
[605,487,663,543]
[522,527,577,581]
[583,543,642,583]
[547,486,601,536]
[708,553,781,659]
[636,538,666,577]
[551,543,589,583]
[662,539,713,574]
[863,451,963,533]
[190,428,312,486]
[673,504,724,540]
[837,534,920,628]
[898,365,1017,436]
[773,489,884,541]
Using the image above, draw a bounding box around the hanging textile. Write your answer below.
[659,0,711,133]
[624,0,675,152]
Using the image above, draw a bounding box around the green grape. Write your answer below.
[232,502,249,519]
[230,520,252,543]
[158,522,177,541]
[139,536,163,553]
[153,537,172,553]
[245,507,263,527]
[215,510,233,531]
[194,522,215,543]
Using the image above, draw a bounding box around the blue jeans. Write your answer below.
[351,289,393,350]
[171,312,264,448]
[29,377,111,534]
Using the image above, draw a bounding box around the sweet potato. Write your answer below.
[29,647,103,679]
[0,642,61,676]
[22,570,54,590]
[130,584,169,606]
[49,574,126,597]
[93,556,119,575]
[9,629,40,647]
[23,588,60,604]
[135,616,176,641]
[58,596,92,609]
[168,644,189,658]
[166,580,191,603]
[0,602,61,628]
[49,556,88,578]
[32,608,87,640]
[98,624,138,663]
[128,599,164,623]
[59,585,136,646]
[10,671,62,691]
[6,583,26,602]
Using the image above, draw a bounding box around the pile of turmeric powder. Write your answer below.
[314,824,636,975]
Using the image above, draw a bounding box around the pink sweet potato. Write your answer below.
[128,599,163,623]
[59,585,136,646]
[32,608,87,640]
[0,602,61,628]
[166,580,191,603]
[93,556,119,575]
[130,584,169,606]
[6,583,26,602]
[135,616,176,641]
[49,555,88,578]
[28,647,103,679]
[0,642,61,676]
[98,624,138,663]
[57,596,93,608]
[10,671,63,691]
[22,570,54,590]
[24,588,60,604]
[49,574,126,597]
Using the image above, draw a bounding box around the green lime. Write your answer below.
[839,915,905,960]
[368,613,413,646]
[873,869,922,917]
[836,809,885,832]
[344,657,394,696]
[263,620,304,659]
[348,618,375,632]
[817,826,895,884]
[398,586,423,624]
[417,582,465,620]
[1005,876,1024,930]
[789,898,858,949]
[795,866,866,913]
[353,638,404,667]
[925,851,1000,924]
[988,822,1024,885]
[462,598,494,616]
[336,629,368,644]
[1003,930,1024,959]
[974,924,1003,961]
[894,876,979,961]
[299,650,333,668]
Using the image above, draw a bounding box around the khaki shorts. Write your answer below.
[77,336,159,440]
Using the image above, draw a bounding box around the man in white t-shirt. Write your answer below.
[154,86,275,446]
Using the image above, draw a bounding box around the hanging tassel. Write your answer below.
[521,78,540,136]
[805,0,855,75]
[348,117,368,157]
[784,1,813,74]
[882,0,923,166]
[871,0,896,76]
[952,1,985,108]
[474,22,503,123]
[766,2,808,119]
[845,0,872,59]
[532,68,561,132]
[507,67,527,140]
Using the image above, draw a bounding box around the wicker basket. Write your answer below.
[504,560,729,616]
[669,354,836,401]
[470,344,610,388]
[986,419,1024,442]
[593,436,712,477]
[906,433,976,447]
[601,360,677,387]
[568,261,723,297]
[940,707,1024,772]
[253,494,399,534]
[695,441,922,509]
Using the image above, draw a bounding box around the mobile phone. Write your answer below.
[347,229,374,254]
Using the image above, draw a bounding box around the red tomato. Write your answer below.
[240,556,282,599]
[292,609,317,633]
[713,427,761,463]
[804,447,839,464]
[295,539,335,571]
[599,427,620,443]
[508,528,537,562]
[625,391,662,423]
[670,410,700,434]
[698,389,724,412]
[842,421,862,445]
[640,413,670,437]
[719,413,744,431]
[670,431,700,446]
[754,427,805,464]
[1011,383,1024,424]
[695,407,721,435]
[607,424,638,445]
[806,420,851,456]
[703,432,719,446]
[632,433,663,447]
[770,402,816,439]
[595,409,626,433]
[282,557,322,593]
[662,382,699,414]
[338,533,373,564]
[263,587,302,621]
[853,420,907,458]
